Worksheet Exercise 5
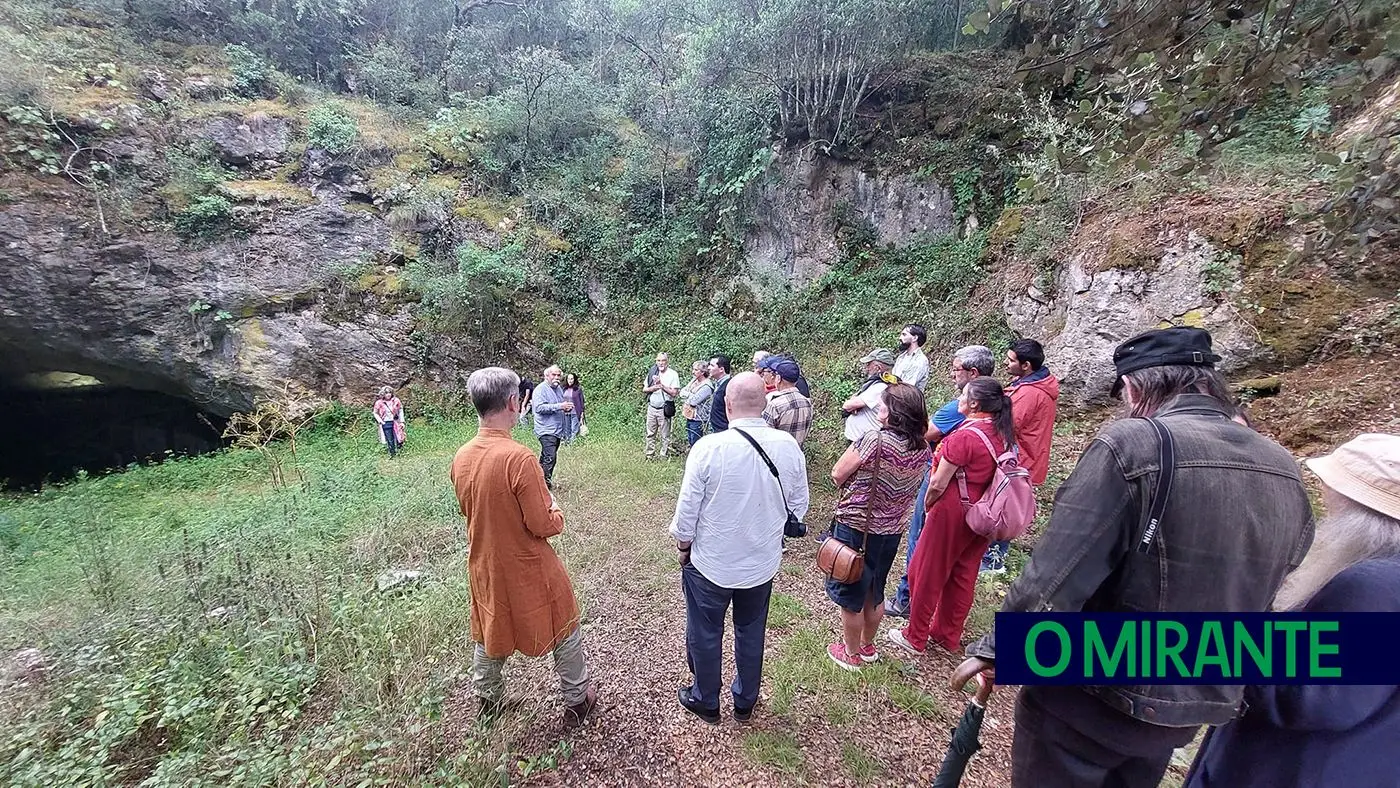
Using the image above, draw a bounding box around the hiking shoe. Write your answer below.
[858,643,879,663]
[562,685,598,729]
[883,599,909,618]
[733,704,754,723]
[676,687,720,725]
[886,628,926,657]
[827,642,863,672]
[980,544,1007,575]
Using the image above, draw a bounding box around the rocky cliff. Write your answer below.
[0,91,491,416]
[743,147,956,288]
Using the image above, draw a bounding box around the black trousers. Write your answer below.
[538,434,560,482]
[681,563,771,711]
[1012,686,1198,788]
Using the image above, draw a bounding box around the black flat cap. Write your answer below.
[1110,327,1222,397]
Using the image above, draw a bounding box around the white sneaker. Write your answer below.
[886,627,926,656]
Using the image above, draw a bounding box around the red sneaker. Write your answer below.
[858,643,879,663]
[827,642,863,672]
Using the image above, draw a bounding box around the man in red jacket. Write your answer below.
[981,338,1059,575]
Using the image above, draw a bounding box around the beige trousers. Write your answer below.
[644,406,673,457]
[472,626,590,706]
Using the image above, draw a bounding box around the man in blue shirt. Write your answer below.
[885,345,996,617]
[532,365,573,489]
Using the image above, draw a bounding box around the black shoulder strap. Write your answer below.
[1135,418,1176,554]
[733,428,780,480]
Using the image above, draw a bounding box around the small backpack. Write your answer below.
[956,426,1037,541]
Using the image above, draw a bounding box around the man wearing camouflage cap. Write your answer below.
[842,348,896,443]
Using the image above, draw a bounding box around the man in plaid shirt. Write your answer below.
[758,356,812,446]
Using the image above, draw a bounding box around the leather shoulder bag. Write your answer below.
[817,434,882,584]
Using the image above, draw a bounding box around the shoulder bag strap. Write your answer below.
[1135,417,1176,554]
[733,428,793,514]
[857,434,881,555]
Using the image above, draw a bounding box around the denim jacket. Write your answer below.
[967,394,1315,728]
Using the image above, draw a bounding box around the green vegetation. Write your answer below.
[172,194,233,241]
[739,730,804,774]
[305,103,359,154]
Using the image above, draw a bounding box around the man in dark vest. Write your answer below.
[951,327,1315,788]
[707,354,733,433]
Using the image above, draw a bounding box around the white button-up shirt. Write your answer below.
[668,418,810,589]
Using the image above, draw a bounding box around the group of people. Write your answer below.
[447,324,1400,787]
[638,349,814,460]
[516,366,586,489]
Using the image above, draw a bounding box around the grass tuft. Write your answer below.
[740,730,804,775]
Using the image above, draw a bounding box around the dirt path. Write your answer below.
[442,439,1020,787]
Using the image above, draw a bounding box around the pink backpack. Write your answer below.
[955,426,1038,541]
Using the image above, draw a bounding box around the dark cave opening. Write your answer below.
[0,379,230,490]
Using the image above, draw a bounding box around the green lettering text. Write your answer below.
[1309,621,1342,679]
[1027,622,1072,676]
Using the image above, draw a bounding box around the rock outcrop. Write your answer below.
[743,147,956,288]
[1004,226,1269,405]
[0,176,465,416]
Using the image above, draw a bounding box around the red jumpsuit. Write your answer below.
[904,419,1002,652]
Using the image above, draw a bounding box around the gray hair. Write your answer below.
[952,345,995,377]
[692,360,709,376]
[467,366,520,416]
[1123,364,1234,418]
[544,364,562,375]
[1273,493,1400,610]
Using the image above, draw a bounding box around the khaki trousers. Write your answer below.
[644,406,673,457]
[472,625,590,706]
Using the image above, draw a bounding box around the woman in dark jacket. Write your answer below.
[1186,433,1400,788]
[563,373,585,441]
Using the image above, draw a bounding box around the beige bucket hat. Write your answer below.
[1305,433,1400,521]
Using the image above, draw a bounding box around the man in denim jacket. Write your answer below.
[951,327,1314,788]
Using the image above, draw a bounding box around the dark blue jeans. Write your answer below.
[381,422,399,457]
[892,462,932,611]
[686,419,705,447]
[682,563,771,711]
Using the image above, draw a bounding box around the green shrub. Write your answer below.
[305,103,359,154]
[173,195,234,241]
[224,44,271,98]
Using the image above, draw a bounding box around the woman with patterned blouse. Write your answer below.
[825,383,932,670]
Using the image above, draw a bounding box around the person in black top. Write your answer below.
[707,355,732,433]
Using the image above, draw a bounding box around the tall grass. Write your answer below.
[0,418,498,786]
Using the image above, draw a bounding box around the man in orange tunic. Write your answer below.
[450,366,597,728]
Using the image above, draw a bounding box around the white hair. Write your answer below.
[1273,493,1400,610]
[544,364,562,375]
[467,367,520,416]
[952,345,995,377]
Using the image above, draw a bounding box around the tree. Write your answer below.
[963,0,1400,249]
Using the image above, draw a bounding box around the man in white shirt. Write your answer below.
[842,348,895,442]
[670,372,809,725]
[642,352,681,458]
[893,324,930,391]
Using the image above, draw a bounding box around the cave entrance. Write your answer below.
[0,373,230,490]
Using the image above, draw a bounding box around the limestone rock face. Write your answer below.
[1004,227,1268,405]
[0,181,468,416]
[743,148,956,288]
[197,111,293,165]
